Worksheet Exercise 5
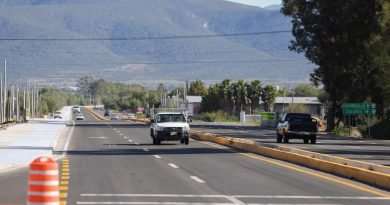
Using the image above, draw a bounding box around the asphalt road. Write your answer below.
[0,108,389,205]
[190,123,390,166]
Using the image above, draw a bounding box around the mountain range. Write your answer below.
[0,0,313,88]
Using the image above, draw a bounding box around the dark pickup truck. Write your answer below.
[276,113,318,144]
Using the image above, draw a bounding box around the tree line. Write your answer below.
[281,0,390,130]
[76,76,161,111]
[187,79,323,116]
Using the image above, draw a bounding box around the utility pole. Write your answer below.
[23,88,26,122]
[0,74,2,123]
[31,84,35,119]
[4,59,7,122]
[36,86,39,118]
[16,85,19,121]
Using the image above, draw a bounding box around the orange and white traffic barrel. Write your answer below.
[27,157,59,205]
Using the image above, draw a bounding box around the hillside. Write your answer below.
[0,0,313,87]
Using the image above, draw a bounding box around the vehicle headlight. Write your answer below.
[156,126,165,131]
[183,126,190,131]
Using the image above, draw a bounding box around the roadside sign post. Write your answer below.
[341,103,376,138]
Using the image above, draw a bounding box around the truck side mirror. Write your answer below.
[150,119,155,123]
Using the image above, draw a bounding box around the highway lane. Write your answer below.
[0,109,389,204]
[190,123,390,166]
[63,109,389,204]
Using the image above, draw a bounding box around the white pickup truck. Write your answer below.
[150,111,190,145]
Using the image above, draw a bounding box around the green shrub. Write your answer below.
[201,110,238,122]
[332,126,350,136]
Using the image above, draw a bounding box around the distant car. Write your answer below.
[127,113,135,119]
[111,114,119,120]
[53,111,62,119]
[76,113,84,120]
[104,111,110,117]
[73,106,81,113]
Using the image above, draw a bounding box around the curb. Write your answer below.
[191,132,390,190]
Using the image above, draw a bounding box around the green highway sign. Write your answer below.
[341,103,376,116]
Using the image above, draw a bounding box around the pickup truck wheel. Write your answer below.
[150,129,154,138]
[184,138,189,145]
[153,137,157,145]
[303,138,309,144]
[283,135,289,143]
[277,134,283,143]
[180,139,184,144]
[310,135,317,144]
[156,138,162,145]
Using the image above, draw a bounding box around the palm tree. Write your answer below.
[247,80,262,114]
[232,80,249,115]
[218,79,234,114]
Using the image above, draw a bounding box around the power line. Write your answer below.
[0,30,290,41]
[8,59,305,66]
[0,48,290,55]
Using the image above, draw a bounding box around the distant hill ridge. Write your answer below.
[0,0,312,87]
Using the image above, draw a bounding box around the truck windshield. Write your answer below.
[157,114,186,123]
[285,113,311,121]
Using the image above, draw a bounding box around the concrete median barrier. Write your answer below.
[85,107,107,120]
[191,132,390,190]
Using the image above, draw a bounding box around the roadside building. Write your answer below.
[179,96,202,116]
[273,97,324,117]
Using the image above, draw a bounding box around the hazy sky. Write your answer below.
[226,0,282,7]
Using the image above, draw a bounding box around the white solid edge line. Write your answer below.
[168,163,180,169]
[78,194,390,200]
[63,120,75,155]
[77,203,232,205]
[247,204,341,205]
[232,196,390,200]
[80,194,225,197]
[154,155,162,159]
[190,176,206,183]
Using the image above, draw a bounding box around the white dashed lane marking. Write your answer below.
[190,176,206,183]
[143,149,149,152]
[88,137,107,139]
[168,163,180,169]
[154,155,162,159]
